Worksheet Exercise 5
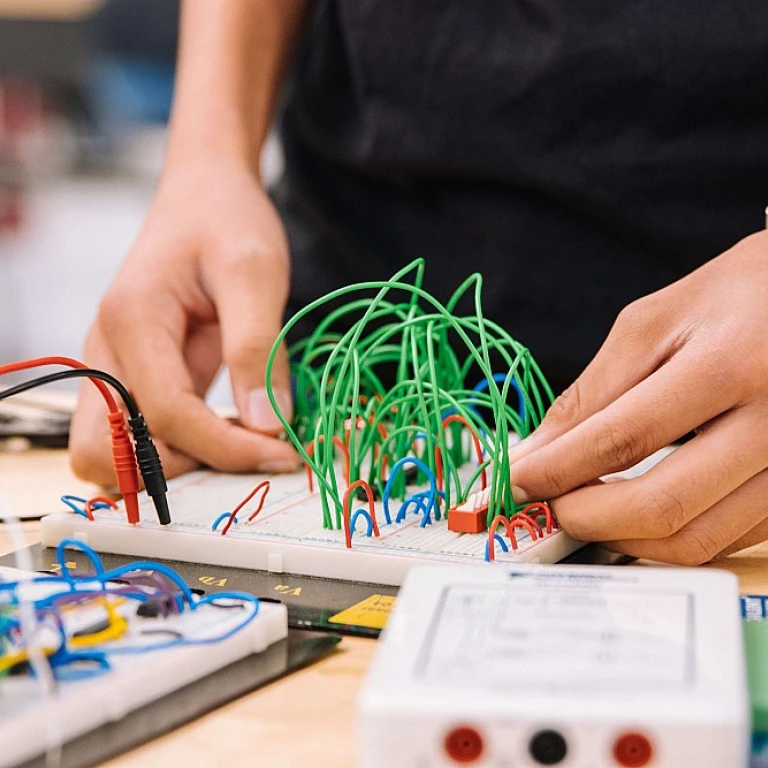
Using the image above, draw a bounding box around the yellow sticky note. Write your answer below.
[328,594,396,630]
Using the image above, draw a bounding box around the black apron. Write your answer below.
[274,0,768,393]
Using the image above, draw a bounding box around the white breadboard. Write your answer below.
[41,449,674,587]
[0,569,287,768]
[41,469,579,586]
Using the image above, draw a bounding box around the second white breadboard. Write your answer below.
[0,571,287,768]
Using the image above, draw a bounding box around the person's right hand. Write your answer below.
[70,160,299,485]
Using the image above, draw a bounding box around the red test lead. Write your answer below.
[0,357,171,525]
[0,356,141,525]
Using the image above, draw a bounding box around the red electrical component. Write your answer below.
[447,489,490,534]
[0,356,140,524]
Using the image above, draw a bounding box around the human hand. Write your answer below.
[70,160,299,484]
[509,231,768,564]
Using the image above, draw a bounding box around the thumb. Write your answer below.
[209,256,293,435]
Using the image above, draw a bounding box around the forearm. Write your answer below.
[166,0,312,174]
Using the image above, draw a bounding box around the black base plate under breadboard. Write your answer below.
[15,629,340,768]
[0,542,626,638]
[0,544,398,638]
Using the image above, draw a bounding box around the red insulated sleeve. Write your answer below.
[108,411,140,524]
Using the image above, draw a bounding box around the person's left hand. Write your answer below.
[508,230,768,565]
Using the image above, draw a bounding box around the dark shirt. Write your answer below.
[275,0,768,392]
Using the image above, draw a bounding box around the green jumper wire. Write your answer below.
[265,260,554,530]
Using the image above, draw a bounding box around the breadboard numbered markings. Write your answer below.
[274,585,303,596]
[198,576,228,587]
[48,561,77,573]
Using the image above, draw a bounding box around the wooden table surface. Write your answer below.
[1,448,767,767]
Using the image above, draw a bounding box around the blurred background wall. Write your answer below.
[0,0,178,371]
[0,0,280,402]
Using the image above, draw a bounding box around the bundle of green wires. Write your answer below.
[266,260,553,530]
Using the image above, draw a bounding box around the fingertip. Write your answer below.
[506,435,532,463]
[507,441,537,493]
[546,488,596,542]
[511,484,532,505]
[509,449,559,501]
[239,387,293,434]
[258,455,301,474]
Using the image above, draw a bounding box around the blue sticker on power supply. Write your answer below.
[742,596,768,620]
[753,732,768,767]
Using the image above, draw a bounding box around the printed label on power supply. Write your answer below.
[418,584,695,691]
